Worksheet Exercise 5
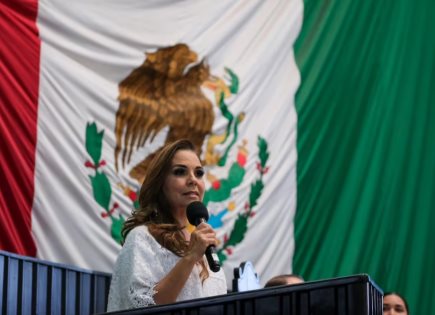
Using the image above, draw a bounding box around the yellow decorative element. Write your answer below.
[204,133,226,165]
[117,183,132,197]
[237,112,246,123]
[202,71,237,166]
[238,139,249,156]
[203,76,232,103]
[206,172,218,183]
[228,201,236,211]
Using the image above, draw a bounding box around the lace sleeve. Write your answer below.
[107,226,165,310]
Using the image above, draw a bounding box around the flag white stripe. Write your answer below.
[34,0,303,287]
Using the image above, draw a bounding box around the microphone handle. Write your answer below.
[198,218,221,272]
[205,245,221,272]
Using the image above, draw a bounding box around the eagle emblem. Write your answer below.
[114,43,214,183]
[85,43,270,254]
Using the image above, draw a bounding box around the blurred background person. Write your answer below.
[383,292,409,315]
[264,274,304,288]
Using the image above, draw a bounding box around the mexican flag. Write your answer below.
[1,0,435,314]
[1,0,301,289]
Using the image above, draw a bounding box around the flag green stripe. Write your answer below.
[294,1,435,314]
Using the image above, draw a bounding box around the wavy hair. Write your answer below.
[122,139,208,281]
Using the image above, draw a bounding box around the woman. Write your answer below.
[107,139,227,311]
[383,292,409,315]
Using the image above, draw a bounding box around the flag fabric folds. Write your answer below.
[294,1,435,314]
[1,0,303,288]
[2,0,435,314]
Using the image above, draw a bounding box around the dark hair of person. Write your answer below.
[264,274,304,288]
[384,292,409,314]
[121,139,208,281]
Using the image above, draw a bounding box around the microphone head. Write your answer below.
[187,201,209,226]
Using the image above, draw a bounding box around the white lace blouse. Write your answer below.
[107,225,227,311]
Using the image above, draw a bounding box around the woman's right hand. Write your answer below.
[153,222,218,305]
[185,222,217,262]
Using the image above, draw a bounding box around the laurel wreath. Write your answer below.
[85,122,124,244]
[84,65,267,254]
[217,136,269,263]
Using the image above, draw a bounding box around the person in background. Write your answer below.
[383,292,409,315]
[264,274,305,288]
[107,139,227,311]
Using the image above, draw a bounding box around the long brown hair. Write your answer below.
[122,139,209,281]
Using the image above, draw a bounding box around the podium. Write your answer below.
[0,250,111,314]
[103,274,383,315]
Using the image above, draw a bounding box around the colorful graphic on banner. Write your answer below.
[84,45,270,264]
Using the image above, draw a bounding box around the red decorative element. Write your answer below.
[250,212,256,217]
[256,162,270,175]
[128,190,137,201]
[237,152,247,167]
[85,160,95,168]
[224,234,229,243]
[101,202,119,218]
[85,160,106,169]
[212,180,221,190]
[226,248,233,255]
[244,202,250,210]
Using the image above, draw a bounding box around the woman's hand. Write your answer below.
[185,222,217,262]
[153,222,218,304]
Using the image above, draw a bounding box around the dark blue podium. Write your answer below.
[1,249,383,315]
[0,250,111,315]
[103,274,383,315]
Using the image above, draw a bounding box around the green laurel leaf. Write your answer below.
[225,214,248,247]
[85,122,104,165]
[257,136,269,168]
[216,137,270,265]
[203,162,246,205]
[111,215,125,244]
[89,171,112,211]
[225,67,239,94]
[249,179,264,210]
[217,251,227,264]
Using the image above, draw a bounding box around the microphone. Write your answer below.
[186,201,221,272]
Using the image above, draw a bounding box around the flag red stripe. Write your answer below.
[0,0,40,255]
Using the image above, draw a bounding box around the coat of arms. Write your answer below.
[84,43,270,264]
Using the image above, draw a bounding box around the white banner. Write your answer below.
[33,0,303,287]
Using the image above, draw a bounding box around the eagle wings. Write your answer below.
[114,44,214,183]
